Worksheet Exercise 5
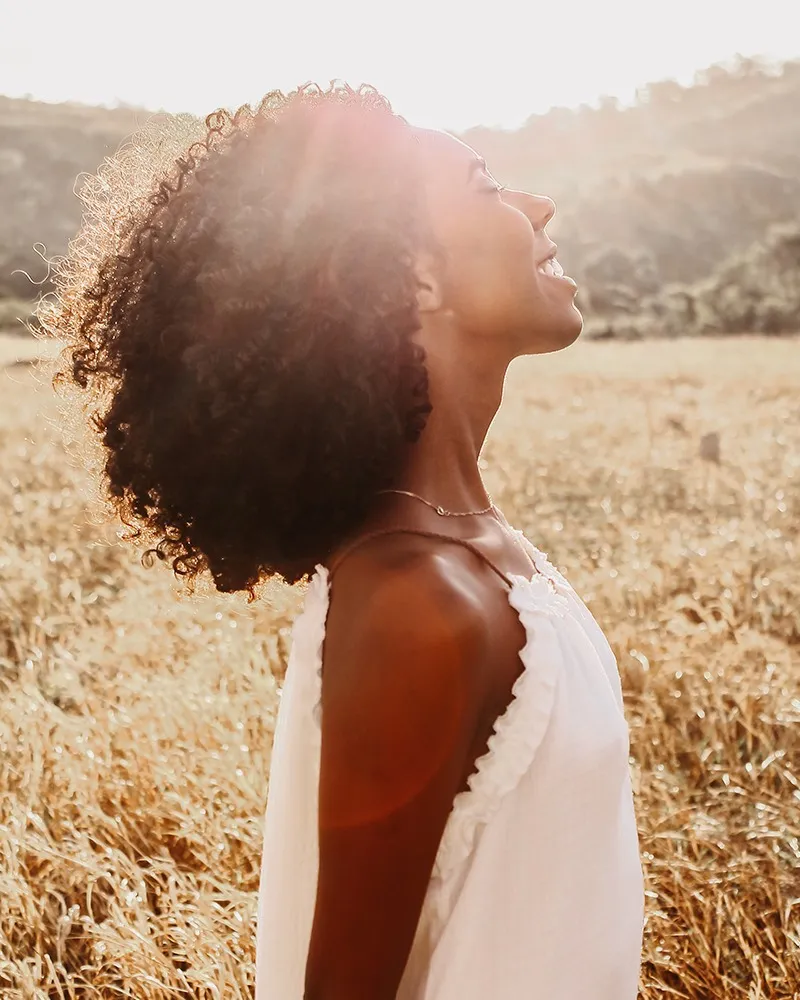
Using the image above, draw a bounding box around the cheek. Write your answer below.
[443,214,537,319]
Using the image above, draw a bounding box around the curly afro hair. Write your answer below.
[39,82,437,597]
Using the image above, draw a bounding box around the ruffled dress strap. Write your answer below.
[428,570,569,902]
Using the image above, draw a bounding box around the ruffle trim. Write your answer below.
[511,527,574,593]
[430,571,566,887]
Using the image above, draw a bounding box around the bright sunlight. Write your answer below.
[1,0,798,128]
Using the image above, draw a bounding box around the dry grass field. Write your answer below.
[0,334,798,999]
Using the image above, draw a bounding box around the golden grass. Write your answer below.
[1,335,798,999]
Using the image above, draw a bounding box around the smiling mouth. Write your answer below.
[537,257,564,278]
[536,242,566,279]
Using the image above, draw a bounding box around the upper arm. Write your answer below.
[304,558,486,1000]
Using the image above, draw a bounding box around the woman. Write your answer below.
[44,82,644,999]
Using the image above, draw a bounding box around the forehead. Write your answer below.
[407,127,480,179]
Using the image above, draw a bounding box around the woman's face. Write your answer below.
[411,128,583,355]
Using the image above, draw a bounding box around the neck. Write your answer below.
[391,321,510,511]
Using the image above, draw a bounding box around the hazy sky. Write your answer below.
[2,0,798,130]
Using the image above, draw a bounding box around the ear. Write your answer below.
[413,251,444,313]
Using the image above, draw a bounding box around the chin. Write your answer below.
[556,305,584,349]
[519,303,584,357]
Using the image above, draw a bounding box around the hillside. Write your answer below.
[1,56,799,336]
[0,98,142,301]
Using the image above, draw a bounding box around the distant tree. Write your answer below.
[640,79,685,107]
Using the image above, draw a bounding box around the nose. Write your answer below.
[507,190,556,231]
[527,193,556,230]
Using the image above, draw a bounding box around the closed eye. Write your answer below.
[467,157,505,195]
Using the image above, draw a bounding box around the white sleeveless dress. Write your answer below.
[255,525,645,999]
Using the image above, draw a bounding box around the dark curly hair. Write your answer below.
[39,82,437,597]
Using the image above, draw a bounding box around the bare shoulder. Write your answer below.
[326,530,491,648]
[320,534,491,827]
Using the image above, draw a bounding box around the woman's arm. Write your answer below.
[304,556,487,1000]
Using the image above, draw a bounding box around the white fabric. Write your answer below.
[256,527,645,999]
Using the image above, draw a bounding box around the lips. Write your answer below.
[536,242,576,287]
[537,257,564,278]
[536,242,562,277]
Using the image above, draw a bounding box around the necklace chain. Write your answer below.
[375,488,547,582]
[375,488,495,517]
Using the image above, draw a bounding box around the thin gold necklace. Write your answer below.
[375,488,494,517]
[376,488,545,579]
